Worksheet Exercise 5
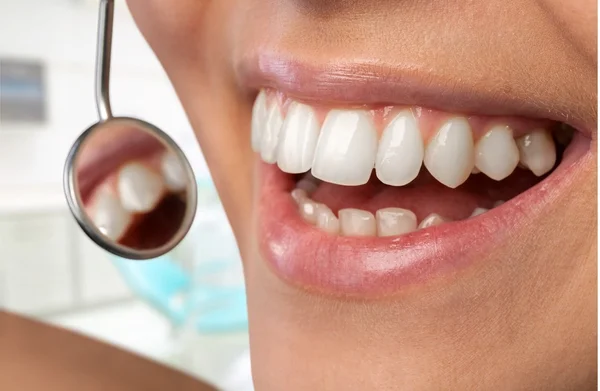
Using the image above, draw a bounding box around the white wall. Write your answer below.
[0,0,208,188]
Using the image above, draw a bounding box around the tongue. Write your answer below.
[310,168,542,221]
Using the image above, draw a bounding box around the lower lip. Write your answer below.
[257,133,590,296]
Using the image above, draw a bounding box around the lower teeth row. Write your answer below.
[291,188,503,237]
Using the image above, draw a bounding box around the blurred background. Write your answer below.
[0,0,252,389]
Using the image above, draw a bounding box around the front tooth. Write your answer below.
[516,130,556,176]
[470,207,489,217]
[418,213,447,229]
[118,163,165,212]
[91,187,132,241]
[316,204,340,234]
[338,208,376,237]
[375,111,424,186]
[299,199,319,224]
[311,110,377,186]
[376,208,417,237]
[474,125,519,181]
[260,102,284,164]
[161,152,188,192]
[251,90,268,152]
[424,117,475,188]
[277,102,319,173]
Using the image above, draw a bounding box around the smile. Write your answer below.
[248,77,591,296]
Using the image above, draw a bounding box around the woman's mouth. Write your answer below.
[250,84,591,296]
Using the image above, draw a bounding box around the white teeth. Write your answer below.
[260,102,284,164]
[315,204,340,234]
[251,90,268,152]
[311,110,377,186]
[376,208,417,237]
[118,163,165,212]
[375,111,424,186]
[299,199,319,224]
[424,118,475,188]
[470,207,489,217]
[516,130,556,176]
[418,213,447,229]
[338,208,376,237]
[474,125,520,181]
[91,187,132,241]
[291,188,308,203]
[161,152,188,192]
[277,102,320,174]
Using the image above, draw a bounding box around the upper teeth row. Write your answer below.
[251,90,558,188]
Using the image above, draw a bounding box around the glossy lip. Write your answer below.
[257,127,590,297]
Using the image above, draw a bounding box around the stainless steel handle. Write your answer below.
[95,0,114,121]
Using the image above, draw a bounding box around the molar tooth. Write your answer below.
[470,207,489,217]
[91,187,132,241]
[260,102,284,164]
[424,117,474,188]
[161,152,187,192]
[375,111,423,186]
[376,208,417,237]
[299,199,319,224]
[418,213,447,229]
[118,163,165,212]
[251,90,268,152]
[316,204,340,234]
[516,130,557,176]
[339,208,376,237]
[277,102,319,174]
[474,125,520,181]
[311,110,377,186]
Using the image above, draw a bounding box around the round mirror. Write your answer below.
[64,117,197,260]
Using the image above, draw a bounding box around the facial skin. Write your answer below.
[127,1,597,389]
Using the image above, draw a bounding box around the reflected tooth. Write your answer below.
[311,110,377,186]
[260,102,284,163]
[376,208,417,237]
[516,130,557,176]
[91,187,132,241]
[296,172,320,195]
[291,189,307,204]
[118,163,165,212]
[339,208,376,237]
[251,90,268,152]
[474,125,519,181]
[418,213,447,229]
[424,117,475,188]
[470,207,489,217]
[316,204,340,234]
[277,102,319,173]
[375,111,423,186]
[299,199,319,224]
[161,152,188,192]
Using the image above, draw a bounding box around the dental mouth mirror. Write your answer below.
[63,0,197,260]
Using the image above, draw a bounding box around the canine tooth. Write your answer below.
[316,204,340,234]
[161,152,187,192]
[493,200,505,207]
[418,213,447,229]
[260,102,284,164]
[424,117,475,188]
[474,125,519,181]
[91,187,132,241]
[291,189,308,203]
[339,208,376,237]
[376,208,417,237]
[251,90,268,152]
[299,199,319,224]
[118,163,165,212]
[311,110,377,186]
[277,102,319,174]
[516,130,556,176]
[375,111,423,186]
[470,207,489,217]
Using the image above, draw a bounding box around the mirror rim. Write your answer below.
[64,116,198,260]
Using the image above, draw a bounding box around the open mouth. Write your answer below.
[250,87,590,296]
[76,125,189,248]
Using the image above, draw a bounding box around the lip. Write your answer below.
[237,54,593,135]
[258,131,590,296]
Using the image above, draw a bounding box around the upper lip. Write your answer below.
[237,52,591,135]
